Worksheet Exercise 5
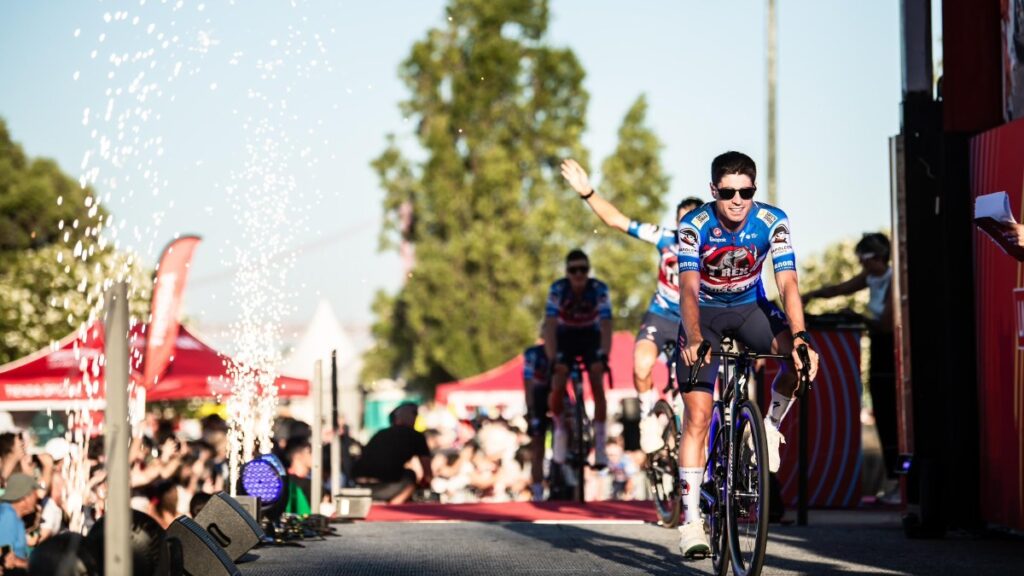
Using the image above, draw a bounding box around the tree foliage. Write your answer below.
[0,119,98,252]
[0,118,149,365]
[588,95,671,330]
[799,236,870,315]
[363,0,592,389]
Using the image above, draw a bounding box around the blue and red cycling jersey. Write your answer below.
[677,201,796,307]
[544,278,612,330]
[626,220,679,319]
[523,345,549,385]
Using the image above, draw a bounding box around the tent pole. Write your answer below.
[104,282,132,576]
[330,350,342,497]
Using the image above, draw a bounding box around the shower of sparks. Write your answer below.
[223,5,331,492]
[59,0,220,531]
[56,0,333,522]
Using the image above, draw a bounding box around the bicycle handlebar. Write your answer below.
[794,343,813,398]
[685,340,812,393]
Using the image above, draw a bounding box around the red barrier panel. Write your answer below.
[971,121,1024,532]
[761,328,863,508]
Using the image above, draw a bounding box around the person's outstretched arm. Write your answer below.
[803,272,868,302]
[561,158,630,232]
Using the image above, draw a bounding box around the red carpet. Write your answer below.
[364,500,657,523]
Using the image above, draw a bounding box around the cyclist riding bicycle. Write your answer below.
[675,151,820,557]
[523,339,551,501]
[543,249,613,471]
[561,158,702,454]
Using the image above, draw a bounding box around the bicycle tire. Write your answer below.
[708,402,731,576]
[727,400,769,576]
[648,399,680,527]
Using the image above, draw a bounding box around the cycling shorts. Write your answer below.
[635,311,679,353]
[675,299,789,394]
[555,327,601,366]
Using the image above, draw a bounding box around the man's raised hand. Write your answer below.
[560,159,592,197]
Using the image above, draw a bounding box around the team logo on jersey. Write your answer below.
[704,245,756,280]
[712,227,722,237]
[679,229,699,249]
[691,211,710,230]
[770,224,790,245]
[756,208,777,227]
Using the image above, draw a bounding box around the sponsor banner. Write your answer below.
[143,236,201,389]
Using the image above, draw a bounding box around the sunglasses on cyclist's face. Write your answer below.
[567,265,589,275]
[715,186,757,201]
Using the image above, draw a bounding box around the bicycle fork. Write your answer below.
[699,399,730,514]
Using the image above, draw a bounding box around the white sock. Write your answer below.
[639,389,658,416]
[594,421,607,458]
[552,421,568,463]
[680,467,703,525]
[768,390,793,429]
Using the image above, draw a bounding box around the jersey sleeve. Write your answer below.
[544,281,561,317]
[767,212,796,273]
[627,220,664,246]
[676,217,701,273]
[596,281,612,320]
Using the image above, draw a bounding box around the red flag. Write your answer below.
[142,235,202,389]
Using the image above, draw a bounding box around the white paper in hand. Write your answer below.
[974,191,1017,224]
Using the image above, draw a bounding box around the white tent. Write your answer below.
[281,299,364,433]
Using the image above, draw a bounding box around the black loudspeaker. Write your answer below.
[195,492,265,561]
[167,516,241,576]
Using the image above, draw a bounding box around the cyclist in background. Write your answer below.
[543,249,613,470]
[675,151,820,557]
[523,338,551,501]
[561,157,702,454]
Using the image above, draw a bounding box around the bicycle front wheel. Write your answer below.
[647,400,680,527]
[708,402,730,576]
[727,400,769,576]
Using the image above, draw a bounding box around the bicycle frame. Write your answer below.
[688,338,810,576]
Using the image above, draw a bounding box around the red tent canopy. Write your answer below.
[140,325,309,402]
[0,323,308,410]
[435,331,669,417]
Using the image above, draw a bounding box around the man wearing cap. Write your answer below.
[352,402,431,504]
[0,473,40,570]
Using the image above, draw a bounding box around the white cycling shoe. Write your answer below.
[744,417,785,473]
[639,414,667,453]
[677,520,710,558]
[763,416,786,473]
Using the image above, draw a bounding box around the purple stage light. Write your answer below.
[240,454,286,504]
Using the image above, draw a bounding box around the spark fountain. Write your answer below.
[56,0,333,526]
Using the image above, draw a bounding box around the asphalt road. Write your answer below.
[237,511,1024,576]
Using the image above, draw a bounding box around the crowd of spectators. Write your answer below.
[0,399,645,574]
[359,402,648,505]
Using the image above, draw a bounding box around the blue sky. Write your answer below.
[0,1,901,330]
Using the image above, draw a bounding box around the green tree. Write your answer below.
[364,0,590,389]
[588,95,671,330]
[0,119,98,252]
[0,118,149,364]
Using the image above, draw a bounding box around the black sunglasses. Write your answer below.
[716,186,756,200]
[567,265,589,275]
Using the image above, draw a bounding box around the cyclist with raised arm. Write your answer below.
[561,158,702,454]
[675,151,820,557]
[543,249,613,471]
